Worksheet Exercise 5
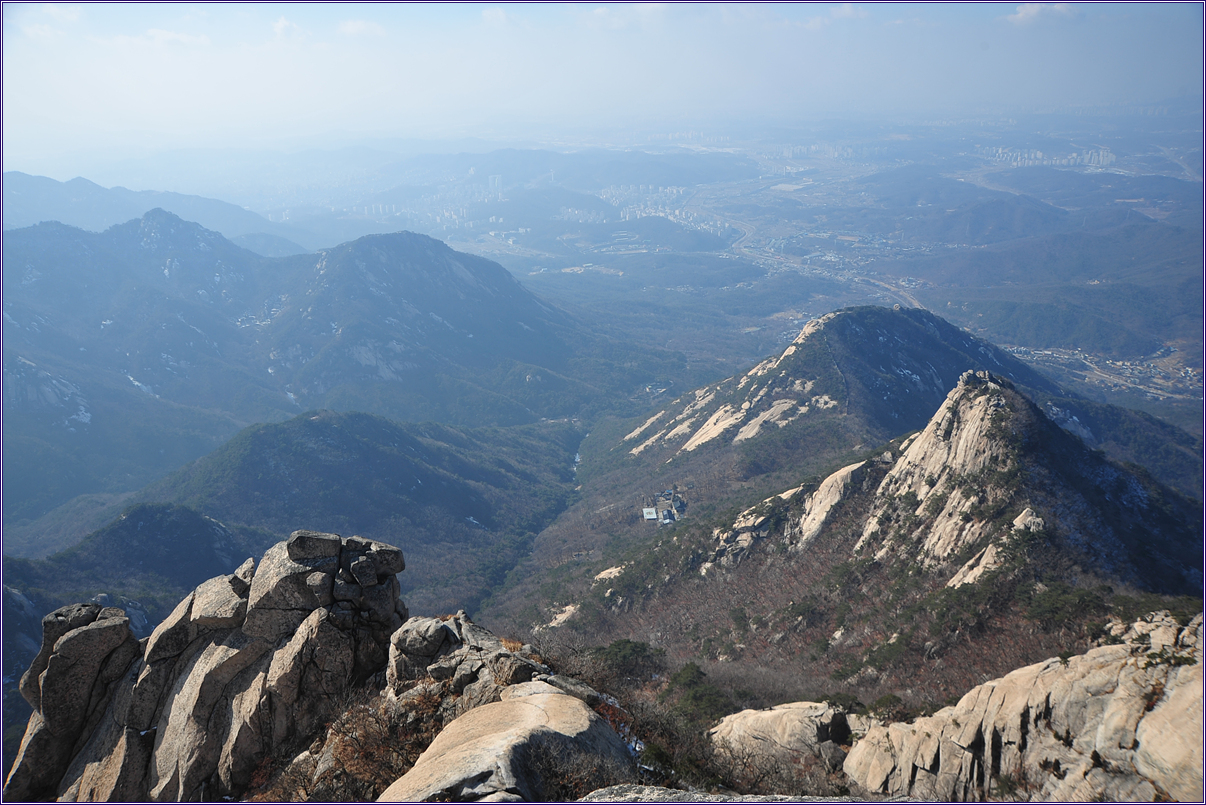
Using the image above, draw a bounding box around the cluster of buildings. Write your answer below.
[977,145,1116,168]
[642,488,687,525]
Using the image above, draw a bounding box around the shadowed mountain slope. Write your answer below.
[3,212,684,530]
[6,410,581,618]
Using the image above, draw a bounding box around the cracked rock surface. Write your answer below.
[3,530,408,803]
[843,612,1203,802]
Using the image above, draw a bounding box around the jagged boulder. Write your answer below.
[377,683,636,802]
[386,610,548,721]
[3,530,408,803]
[4,605,141,802]
[843,612,1203,802]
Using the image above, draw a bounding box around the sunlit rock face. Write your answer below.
[3,530,407,803]
[844,612,1203,802]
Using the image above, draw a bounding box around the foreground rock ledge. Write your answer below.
[3,530,637,803]
[578,784,915,802]
[843,612,1203,802]
[378,681,635,802]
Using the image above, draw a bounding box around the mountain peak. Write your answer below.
[618,306,1056,466]
[844,368,1200,593]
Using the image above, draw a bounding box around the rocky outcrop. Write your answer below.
[385,611,550,718]
[253,616,626,801]
[703,461,869,572]
[709,702,851,774]
[378,681,636,802]
[9,528,636,802]
[707,370,1201,598]
[853,370,1020,565]
[3,530,408,803]
[843,612,1203,802]
[4,604,141,802]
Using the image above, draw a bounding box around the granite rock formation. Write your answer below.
[377,681,635,802]
[3,530,407,802]
[843,612,1203,801]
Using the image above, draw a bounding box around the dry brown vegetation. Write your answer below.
[246,683,447,802]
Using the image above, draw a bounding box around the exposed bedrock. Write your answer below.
[3,530,408,802]
[843,612,1203,802]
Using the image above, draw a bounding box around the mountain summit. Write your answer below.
[3,212,681,528]
[537,369,1202,704]
[620,307,1060,467]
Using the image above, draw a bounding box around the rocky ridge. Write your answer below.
[697,370,1201,594]
[4,531,637,803]
[617,307,1059,466]
[844,611,1203,801]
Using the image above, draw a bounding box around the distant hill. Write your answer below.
[893,220,1204,360]
[985,166,1203,230]
[229,232,310,257]
[3,504,258,626]
[4,410,580,618]
[2,212,686,528]
[781,166,1132,248]
[1,171,309,255]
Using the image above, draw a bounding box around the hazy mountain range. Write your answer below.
[2,210,688,530]
[3,154,1201,794]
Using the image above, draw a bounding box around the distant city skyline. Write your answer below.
[3,2,1202,182]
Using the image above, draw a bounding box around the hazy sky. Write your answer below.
[3,2,1202,177]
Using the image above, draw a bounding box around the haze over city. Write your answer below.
[2,3,1203,802]
[3,2,1202,187]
